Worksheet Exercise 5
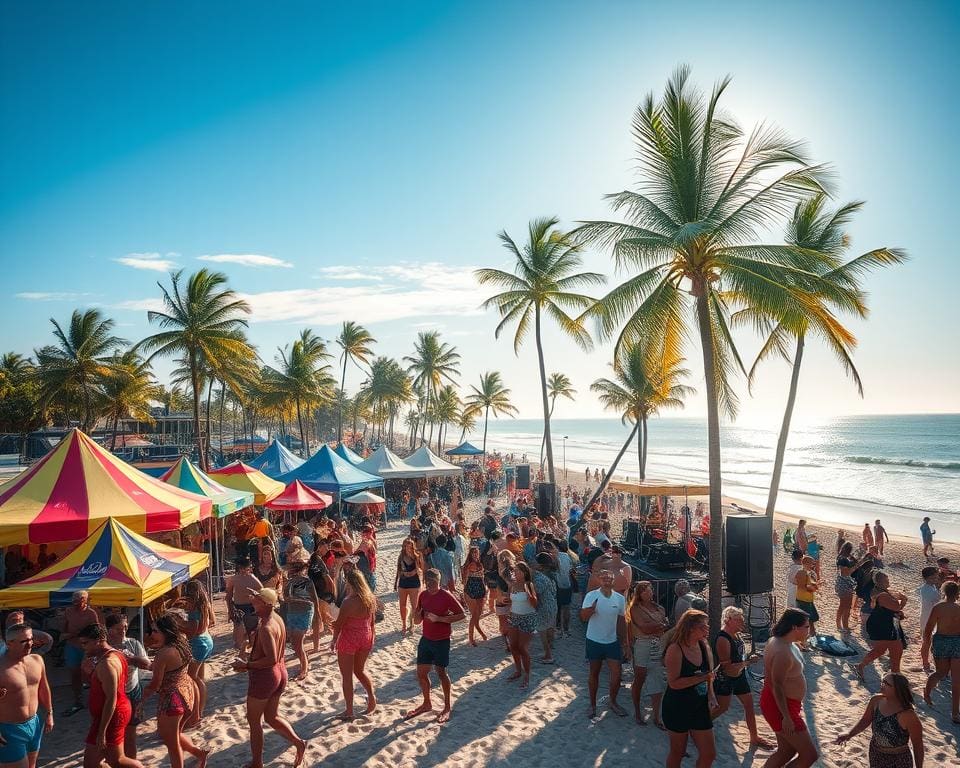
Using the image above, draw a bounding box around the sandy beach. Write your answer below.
[35,494,960,768]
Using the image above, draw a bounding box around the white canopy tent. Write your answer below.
[404,446,463,478]
[344,490,386,504]
[356,445,425,479]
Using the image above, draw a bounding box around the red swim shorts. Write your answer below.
[759,685,806,733]
[85,701,132,747]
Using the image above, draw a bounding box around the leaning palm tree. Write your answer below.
[336,321,376,444]
[101,349,162,450]
[455,404,478,444]
[539,372,576,470]
[476,216,604,486]
[733,194,906,516]
[34,309,126,430]
[138,269,254,470]
[591,343,694,482]
[574,66,857,629]
[403,331,460,445]
[464,371,518,460]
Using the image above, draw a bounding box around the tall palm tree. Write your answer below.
[101,349,162,450]
[138,269,253,470]
[476,216,604,486]
[464,371,518,461]
[456,404,478,444]
[34,309,126,430]
[574,67,855,629]
[539,372,576,469]
[336,321,376,444]
[265,329,335,457]
[403,331,460,445]
[591,343,693,481]
[361,357,414,443]
[432,384,461,453]
[734,194,905,516]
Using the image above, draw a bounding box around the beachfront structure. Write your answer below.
[247,438,305,478]
[404,446,463,477]
[445,440,484,457]
[333,442,365,466]
[356,445,424,479]
[264,480,333,512]
[276,444,383,497]
[160,457,254,517]
[207,461,285,505]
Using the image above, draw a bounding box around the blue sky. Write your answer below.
[1,1,957,424]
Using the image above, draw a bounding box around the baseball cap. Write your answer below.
[248,587,279,606]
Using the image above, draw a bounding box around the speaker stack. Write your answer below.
[537,483,556,517]
[516,464,531,490]
[725,514,773,595]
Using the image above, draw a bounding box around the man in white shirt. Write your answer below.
[579,570,628,718]
[919,566,941,672]
[785,549,803,609]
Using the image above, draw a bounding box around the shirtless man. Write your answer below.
[0,613,52,657]
[0,624,53,768]
[232,588,306,768]
[61,591,100,716]
[922,580,960,720]
[587,548,633,594]
[226,557,263,651]
[873,519,889,557]
[759,609,818,768]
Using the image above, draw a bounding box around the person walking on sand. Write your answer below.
[61,590,101,717]
[177,579,215,723]
[395,538,424,636]
[920,517,935,560]
[232,589,307,768]
[404,568,465,723]
[862,522,875,550]
[793,556,819,649]
[922,580,960,722]
[856,571,908,678]
[580,569,629,719]
[460,546,488,646]
[331,570,377,721]
[505,561,539,688]
[627,581,667,727]
[226,557,263,651]
[104,614,150,761]
[284,559,321,682]
[918,566,940,671]
[874,519,890,557]
[836,672,924,768]
[759,609,818,768]
[711,607,774,750]
[0,623,54,768]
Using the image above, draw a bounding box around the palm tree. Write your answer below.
[432,384,461,453]
[591,344,693,482]
[464,371,518,461]
[403,331,460,445]
[574,67,854,629]
[138,269,253,470]
[34,309,126,430]
[361,357,414,443]
[456,404,478,444]
[476,216,604,486]
[265,329,335,457]
[101,349,162,450]
[336,321,376,444]
[734,194,905,516]
[539,372,576,470]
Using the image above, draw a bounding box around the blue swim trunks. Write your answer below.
[64,643,85,669]
[285,607,314,633]
[0,713,43,762]
[189,633,214,663]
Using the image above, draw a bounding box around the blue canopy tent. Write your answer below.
[333,443,364,465]
[277,444,383,497]
[445,441,484,457]
[248,439,305,478]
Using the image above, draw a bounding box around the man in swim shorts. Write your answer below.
[759,609,818,767]
[0,624,53,768]
[61,591,100,716]
[233,588,306,768]
[226,557,263,651]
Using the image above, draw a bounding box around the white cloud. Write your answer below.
[15,291,94,301]
[116,253,179,272]
[315,266,382,281]
[113,298,165,313]
[198,254,293,268]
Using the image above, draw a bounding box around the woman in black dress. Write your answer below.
[856,571,908,679]
[661,609,718,767]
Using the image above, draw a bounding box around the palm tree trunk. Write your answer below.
[218,381,226,460]
[295,396,308,457]
[190,352,205,471]
[205,378,214,467]
[582,420,640,512]
[110,412,119,451]
[641,415,649,480]
[482,406,490,457]
[636,418,642,480]
[540,399,556,470]
[694,288,723,633]
[767,335,805,517]
[534,306,557,485]
[339,354,348,444]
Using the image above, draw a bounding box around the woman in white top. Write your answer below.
[505,561,538,690]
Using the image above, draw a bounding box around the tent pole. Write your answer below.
[139,606,144,646]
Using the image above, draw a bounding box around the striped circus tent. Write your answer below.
[0,429,212,547]
[207,461,285,505]
[0,517,209,609]
[160,457,254,518]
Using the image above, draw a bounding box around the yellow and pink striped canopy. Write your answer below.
[0,429,212,547]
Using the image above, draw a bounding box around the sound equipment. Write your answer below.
[622,520,642,549]
[536,483,556,517]
[516,464,531,490]
[647,542,686,569]
[725,514,773,595]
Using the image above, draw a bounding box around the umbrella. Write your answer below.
[265,480,333,511]
[343,490,386,504]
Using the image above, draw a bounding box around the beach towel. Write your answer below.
[810,634,857,657]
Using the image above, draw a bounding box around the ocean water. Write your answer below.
[480,414,960,542]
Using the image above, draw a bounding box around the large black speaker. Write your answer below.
[725,514,773,595]
[622,520,642,549]
[537,483,556,517]
[516,464,531,490]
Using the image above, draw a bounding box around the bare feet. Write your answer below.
[750,736,776,750]
[366,696,378,715]
[587,706,597,719]
[403,702,434,720]
[635,713,647,725]
[334,711,355,722]
[295,671,309,682]
[195,748,210,768]
[519,676,529,690]
[436,708,451,723]
[609,702,627,717]
[506,671,522,682]
[294,739,308,767]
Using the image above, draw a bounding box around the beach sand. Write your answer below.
[37,495,960,767]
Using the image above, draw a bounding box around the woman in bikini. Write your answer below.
[331,570,378,720]
[142,613,207,768]
[505,561,539,690]
[395,538,424,635]
[255,545,284,593]
[627,580,668,727]
[460,545,488,646]
[836,672,924,768]
[178,580,215,724]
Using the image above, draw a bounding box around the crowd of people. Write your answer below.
[3,490,956,768]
